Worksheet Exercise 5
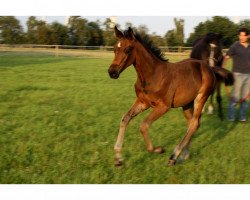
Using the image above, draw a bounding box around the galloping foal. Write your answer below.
[108,27,230,166]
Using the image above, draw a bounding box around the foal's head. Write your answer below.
[108,26,137,79]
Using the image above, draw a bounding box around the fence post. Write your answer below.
[178,46,181,53]
[55,45,59,57]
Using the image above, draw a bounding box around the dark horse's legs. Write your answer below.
[114,99,149,166]
[216,83,223,120]
[168,93,208,165]
[208,92,214,114]
[207,82,223,120]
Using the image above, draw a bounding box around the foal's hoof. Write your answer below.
[148,146,165,154]
[168,159,176,166]
[179,151,190,161]
[114,158,123,167]
[154,146,165,154]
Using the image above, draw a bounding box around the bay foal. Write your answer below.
[108,27,217,166]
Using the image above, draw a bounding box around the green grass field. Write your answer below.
[0,51,249,183]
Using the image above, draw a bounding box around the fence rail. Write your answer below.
[0,44,228,57]
[0,44,193,51]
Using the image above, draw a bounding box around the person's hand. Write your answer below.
[238,98,246,103]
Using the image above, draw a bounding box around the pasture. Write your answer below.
[0,51,249,183]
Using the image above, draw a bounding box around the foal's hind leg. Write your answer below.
[179,106,193,161]
[168,94,208,165]
[114,99,149,166]
[140,105,170,153]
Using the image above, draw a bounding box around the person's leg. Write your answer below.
[239,74,250,121]
[228,73,242,121]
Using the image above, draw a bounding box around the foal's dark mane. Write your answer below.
[124,30,168,61]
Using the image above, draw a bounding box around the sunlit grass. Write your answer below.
[0,52,249,183]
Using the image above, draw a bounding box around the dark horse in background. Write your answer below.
[190,33,234,120]
[108,27,233,166]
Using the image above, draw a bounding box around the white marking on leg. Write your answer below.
[207,104,214,114]
[114,116,127,152]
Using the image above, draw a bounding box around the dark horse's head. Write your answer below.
[108,26,137,79]
[190,32,223,67]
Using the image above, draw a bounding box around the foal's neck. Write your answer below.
[133,43,161,86]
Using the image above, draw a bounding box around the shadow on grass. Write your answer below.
[190,115,239,157]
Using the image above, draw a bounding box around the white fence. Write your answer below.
[0,44,228,57]
[0,44,192,51]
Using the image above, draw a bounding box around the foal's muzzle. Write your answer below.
[108,67,120,79]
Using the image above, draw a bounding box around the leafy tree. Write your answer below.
[86,21,104,46]
[102,18,118,46]
[0,16,24,44]
[124,22,135,30]
[164,30,178,46]
[49,22,70,45]
[68,16,90,45]
[26,16,39,43]
[135,24,149,38]
[150,32,167,46]
[174,18,184,46]
[36,21,52,44]
[186,16,238,47]
[164,18,184,46]
[238,19,250,31]
[26,16,52,44]
[185,21,207,46]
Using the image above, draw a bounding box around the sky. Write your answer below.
[16,16,250,39]
[2,0,250,40]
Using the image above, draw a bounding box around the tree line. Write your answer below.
[0,16,249,48]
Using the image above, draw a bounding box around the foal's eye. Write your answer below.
[124,46,133,54]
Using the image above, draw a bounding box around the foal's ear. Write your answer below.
[127,27,135,40]
[114,26,124,38]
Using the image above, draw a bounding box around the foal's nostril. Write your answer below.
[108,68,119,79]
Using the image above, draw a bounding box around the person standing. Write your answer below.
[222,28,250,122]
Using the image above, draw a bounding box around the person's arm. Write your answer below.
[222,43,235,68]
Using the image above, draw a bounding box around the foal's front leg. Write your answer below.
[114,99,149,166]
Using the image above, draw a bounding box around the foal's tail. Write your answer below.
[211,67,234,86]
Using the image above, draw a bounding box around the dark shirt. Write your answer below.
[226,41,250,74]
